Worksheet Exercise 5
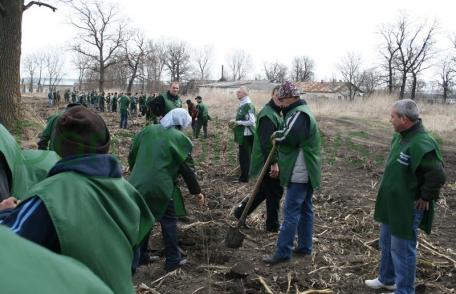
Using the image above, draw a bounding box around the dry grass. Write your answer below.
[189,89,456,139]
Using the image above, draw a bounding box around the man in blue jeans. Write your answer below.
[263,81,321,264]
[365,99,446,294]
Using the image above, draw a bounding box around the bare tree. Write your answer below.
[165,40,191,82]
[359,68,382,97]
[0,0,56,128]
[70,0,124,92]
[437,57,455,102]
[227,49,252,81]
[378,24,400,95]
[338,52,363,100]
[393,15,436,99]
[144,39,167,92]
[264,61,287,83]
[194,45,213,81]
[145,40,166,81]
[72,52,91,91]
[34,51,46,93]
[44,48,64,91]
[291,56,314,82]
[22,53,36,92]
[124,30,146,93]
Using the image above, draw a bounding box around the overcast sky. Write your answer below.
[21,0,456,81]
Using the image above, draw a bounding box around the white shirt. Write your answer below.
[236,96,256,136]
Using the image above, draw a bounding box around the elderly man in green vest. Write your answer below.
[233,85,284,232]
[129,108,204,271]
[229,86,256,183]
[0,226,114,294]
[365,99,446,294]
[263,81,321,265]
[194,95,210,138]
[1,106,154,294]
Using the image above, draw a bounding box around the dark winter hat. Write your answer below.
[277,81,300,100]
[195,96,202,101]
[52,106,110,158]
[66,102,85,109]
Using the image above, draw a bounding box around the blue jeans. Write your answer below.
[275,182,313,259]
[379,208,424,294]
[120,111,128,128]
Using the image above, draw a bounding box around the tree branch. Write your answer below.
[23,1,57,12]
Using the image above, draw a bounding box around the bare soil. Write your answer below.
[21,97,456,294]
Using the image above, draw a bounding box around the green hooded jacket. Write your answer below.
[128,124,193,218]
[0,226,114,294]
[23,156,154,294]
[0,124,59,200]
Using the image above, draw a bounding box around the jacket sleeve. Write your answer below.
[274,112,310,146]
[128,131,142,170]
[258,117,277,164]
[236,111,255,127]
[416,151,446,201]
[0,196,60,253]
[178,154,201,195]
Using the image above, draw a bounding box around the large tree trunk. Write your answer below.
[410,73,417,100]
[399,72,407,99]
[0,1,22,130]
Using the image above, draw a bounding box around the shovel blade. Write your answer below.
[225,225,245,248]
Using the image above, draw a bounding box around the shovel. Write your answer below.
[225,143,277,248]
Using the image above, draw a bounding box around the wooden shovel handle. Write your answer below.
[237,143,277,228]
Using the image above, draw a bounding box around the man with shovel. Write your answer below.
[263,81,321,265]
[233,85,284,232]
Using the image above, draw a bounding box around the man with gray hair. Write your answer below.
[230,86,256,183]
[365,99,446,294]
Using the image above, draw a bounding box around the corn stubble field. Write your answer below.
[20,92,456,294]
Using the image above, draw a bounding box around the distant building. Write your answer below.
[198,80,279,93]
[296,81,363,100]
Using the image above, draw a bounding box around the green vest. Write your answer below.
[41,113,60,150]
[249,104,283,177]
[277,104,321,189]
[24,168,154,294]
[0,124,59,199]
[374,129,443,240]
[128,124,193,218]
[20,149,60,200]
[161,92,183,114]
[119,95,130,112]
[234,102,256,145]
[196,103,209,122]
[0,226,113,294]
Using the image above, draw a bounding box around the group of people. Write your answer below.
[230,82,446,294]
[0,80,447,294]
